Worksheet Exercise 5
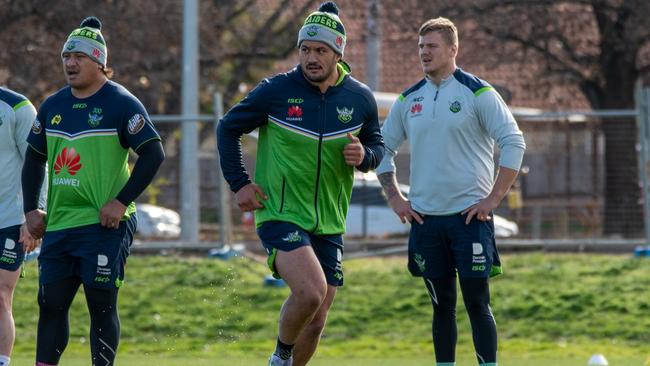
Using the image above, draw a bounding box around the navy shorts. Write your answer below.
[38,214,137,289]
[0,225,24,272]
[407,213,502,279]
[257,221,344,286]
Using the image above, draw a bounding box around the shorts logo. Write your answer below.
[54,147,82,176]
[127,114,146,135]
[414,253,426,273]
[32,119,42,134]
[336,106,354,123]
[472,243,483,255]
[281,231,301,243]
[51,114,62,125]
[97,254,108,266]
[4,238,15,250]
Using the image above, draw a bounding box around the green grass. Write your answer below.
[11,253,650,365]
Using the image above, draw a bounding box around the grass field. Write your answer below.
[10,252,650,365]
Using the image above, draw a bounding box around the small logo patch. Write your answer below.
[410,103,422,114]
[87,107,103,127]
[51,114,62,126]
[98,254,108,267]
[4,238,15,250]
[472,242,483,255]
[414,253,426,273]
[32,119,42,134]
[128,114,146,134]
[288,105,303,118]
[281,231,302,243]
[307,25,319,37]
[449,99,462,113]
[336,106,354,123]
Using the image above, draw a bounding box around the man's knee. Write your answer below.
[294,283,327,311]
[38,281,77,312]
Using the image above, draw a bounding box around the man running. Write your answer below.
[217,3,384,365]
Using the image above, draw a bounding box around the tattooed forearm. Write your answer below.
[377,172,400,200]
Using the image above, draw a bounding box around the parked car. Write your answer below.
[346,172,519,238]
[136,203,181,239]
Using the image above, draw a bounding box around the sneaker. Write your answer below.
[268,354,292,366]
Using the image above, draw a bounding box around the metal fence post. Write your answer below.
[635,81,650,245]
[180,0,200,242]
[214,93,233,246]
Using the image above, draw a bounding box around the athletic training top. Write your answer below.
[376,68,526,215]
[27,81,161,231]
[0,87,45,229]
[218,63,384,234]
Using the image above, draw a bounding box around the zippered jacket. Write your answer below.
[218,64,384,234]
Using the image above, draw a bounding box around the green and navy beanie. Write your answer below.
[61,16,108,67]
[297,2,346,55]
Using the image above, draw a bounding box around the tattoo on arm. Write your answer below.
[378,172,400,200]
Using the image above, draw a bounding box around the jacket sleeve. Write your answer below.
[216,80,272,192]
[356,92,385,173]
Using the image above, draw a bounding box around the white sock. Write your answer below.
[0,354,10,366]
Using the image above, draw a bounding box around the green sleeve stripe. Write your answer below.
[474,86,493,97]
[13,100,31,111]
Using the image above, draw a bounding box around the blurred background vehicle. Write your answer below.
[136,203,181,240]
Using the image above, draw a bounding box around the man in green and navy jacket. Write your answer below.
[217,3,383,365]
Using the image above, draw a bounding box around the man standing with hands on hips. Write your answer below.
[22,16,164,366]
[377,17,525,366]
[217,2,384,365]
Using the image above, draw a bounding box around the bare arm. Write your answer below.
[378,172,423,225]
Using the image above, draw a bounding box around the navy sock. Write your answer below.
[274,337,294,360]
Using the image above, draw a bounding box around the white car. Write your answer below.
[135,203,181,239]
[346,173,519,238]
